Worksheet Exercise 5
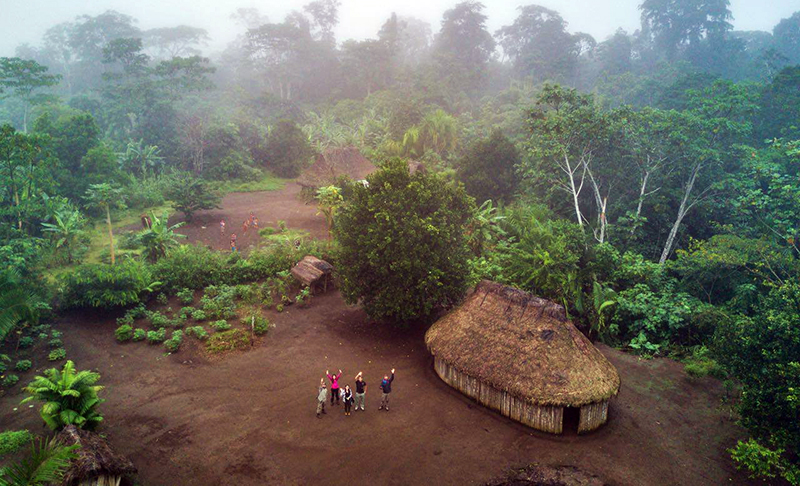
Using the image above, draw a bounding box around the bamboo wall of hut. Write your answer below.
[434,357,564,434]
[578,400,609,433]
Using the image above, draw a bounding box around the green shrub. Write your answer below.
[127,304,148,320]
[132,328,147,341]
[38,332,48,340]
[276,304,284,313]
[0,363,6,374]
[191,309,207,321]
[147,311,171,329]
[179,306,195,319]
[18,336,34,349]
[186,326,208,340]
[176,288,194,305]
[156,292,169,305]
[683,346,726,379]
[0,430,34,456]
[2,375,19,387]
[14,360,31,372]
[209,320,231,332]
[115,325,134,342]
[49,338,63,348]
[116,314,134,326]
[60,259,156,308]
[48,348,66,361]
[206,329,250,354]
[152,245,224,291]
[164,330,183,353]
[253,315,270,335]
[21,360,104,430]
[31,324,51,334]
[146,328,167,344]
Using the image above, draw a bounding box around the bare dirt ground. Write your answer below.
[169,182,329,252]
[0,184,763,486]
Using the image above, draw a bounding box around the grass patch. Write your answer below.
[206,329,250,354]
[214,174,286,194]
[43,203,172,282]
[0,430,33,457]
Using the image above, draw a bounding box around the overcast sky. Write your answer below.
[0,0,797,57]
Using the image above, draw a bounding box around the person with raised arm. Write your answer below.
[354,371,367,411]
[327,369,343,406]
[379,368,395,411]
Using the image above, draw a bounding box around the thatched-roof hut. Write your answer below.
[425,281,620,434]
[290,255,333,293]
[297,147,376,189]
[56,425,137,486]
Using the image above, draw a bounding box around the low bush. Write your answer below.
[156,292,169,305]
[206,329,250,354]
[146,311,170,329]
[683,346,726,379]
[132,328,147,341]
[146,328,167,344]
[176,288,194,305]
[60,259,156,309]
[115,325,134,342]
[164,330,183,353]
[191,309,207,321]
[48,348,66,361]
[210,320,231,332]
[18,336,34,349]
[179,306,195,319]
[0,430,34,456]
[186,326,208,340]
[2,375,19,387]
[116,314,134,327]
[14,360,31,372]
[49,338,63,348]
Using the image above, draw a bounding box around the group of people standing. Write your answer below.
[219,212,259,252]
[317,369,395,418]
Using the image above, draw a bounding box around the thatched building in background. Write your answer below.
[297,146,376,189]
[57,425,137,486]
[425,280,620,434]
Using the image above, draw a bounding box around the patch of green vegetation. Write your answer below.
[132,329,147,342]
[48,349,66,361]
[0,430,34,457]
[209,320,231,332]
[2,375,19,387]
[115,325,134,342]
[146,328,167,344]
[206,329,250,354]
[164,330,183,353]
[14,360,31,372]
[186,326,208,340]
[214,173,286,194]
[683,346,726,379]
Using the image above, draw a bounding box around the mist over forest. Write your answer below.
[0,1,799,485]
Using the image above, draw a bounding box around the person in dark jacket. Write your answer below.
[316,378,328,418]
[379,368,395,411]
[354,371,367,411]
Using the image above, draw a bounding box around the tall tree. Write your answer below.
[496,5,591,82]
[0,58,61,132]
[432,1,496,93]
[143,25,210,59]
[772,11,800,65]
[640,0,733,60]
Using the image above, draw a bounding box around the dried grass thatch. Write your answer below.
[291,255,333,290]
[297,147,376,189]
[56,425,136,486]
[425,280,620,408]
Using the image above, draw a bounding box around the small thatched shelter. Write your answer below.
[290,255,334,293]
[297,147,376,189]
[425,281,620,434]
[56,425,137,486]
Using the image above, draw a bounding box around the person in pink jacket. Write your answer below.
[326,369,342,406]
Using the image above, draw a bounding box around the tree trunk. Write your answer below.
[565,154,584,227]
[659,163,700,264]
[105,205,116,265]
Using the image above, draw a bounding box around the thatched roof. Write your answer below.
[291,255,333,287]
[425,281,620,408]
[56,425,137,486]
[297,146,376,188]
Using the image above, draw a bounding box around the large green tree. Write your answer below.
[457,130,520,204]
[0,58,61,132]
[432,1,495,93]
[335,158,474,323]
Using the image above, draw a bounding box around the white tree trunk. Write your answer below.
[659,163,701,264]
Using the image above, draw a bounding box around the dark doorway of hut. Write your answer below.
[563,407,581,435]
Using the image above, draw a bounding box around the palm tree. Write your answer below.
[0,437,78,486]
[118,139,163,179]
[134,211,186,262]
[0,268,38,344]
[84,183,125,265]
[41,208,85,264]
[21,360,105,431]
